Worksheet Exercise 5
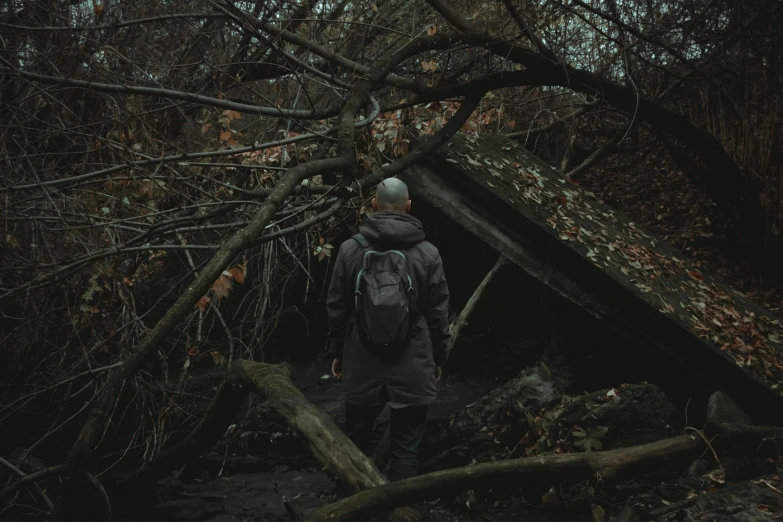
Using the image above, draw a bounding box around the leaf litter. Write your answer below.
[442,133,783,392]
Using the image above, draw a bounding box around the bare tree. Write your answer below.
[0,0,780,517]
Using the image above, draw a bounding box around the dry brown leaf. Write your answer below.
[229,263,247,284]
[688,270,705,282]
[212,273,232,299]
[421,60,438,72]
[219,130,233,142]
[427,24,438,36]
[194,295,211,311]
[222,109,241,121]
[201,123,212,135]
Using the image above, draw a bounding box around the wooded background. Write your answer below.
[1,0,781,518]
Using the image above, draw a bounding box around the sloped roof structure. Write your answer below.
[402,132,783,424]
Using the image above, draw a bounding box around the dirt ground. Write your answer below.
[151,354,549,522]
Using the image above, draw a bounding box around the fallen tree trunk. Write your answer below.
[305,422,783,522]
[130,360,421,522]
[305,432,704,522]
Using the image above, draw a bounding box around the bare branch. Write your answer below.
[0,457,55,512]
[1,68,334,119]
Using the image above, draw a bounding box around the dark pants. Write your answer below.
[344,397,428,481]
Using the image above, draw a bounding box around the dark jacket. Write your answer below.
[326,211,450,407]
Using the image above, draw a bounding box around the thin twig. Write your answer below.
[0,458,57,512]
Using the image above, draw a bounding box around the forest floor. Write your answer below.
[145,141,783,522]
[578,140,783,315]
[148,337,783,522]
[152,346,559,522]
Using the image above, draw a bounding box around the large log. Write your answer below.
[305,431,704,522]
[305,423,783,522]
[128,360,421,522]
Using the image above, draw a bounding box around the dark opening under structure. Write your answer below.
[399,132,783,426]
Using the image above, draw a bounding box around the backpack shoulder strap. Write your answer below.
[351,233,370,249]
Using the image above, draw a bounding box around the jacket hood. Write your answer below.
[359,211,425,247]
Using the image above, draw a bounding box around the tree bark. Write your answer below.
[306,421,783,522]
[305,432,705,522]
[130,360,421,522]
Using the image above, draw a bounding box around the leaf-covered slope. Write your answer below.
[433,132,783,398]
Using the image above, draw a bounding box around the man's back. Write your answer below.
[326,210,450,407]
[325,179,450,481]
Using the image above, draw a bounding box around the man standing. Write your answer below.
[326,178,450,481]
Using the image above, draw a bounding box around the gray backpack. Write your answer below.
[352,233,416,356]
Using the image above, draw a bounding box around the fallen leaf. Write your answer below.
[219,130,233,142]
[427,24,438,36]
[421,60,438,72]
[222,109,241,121]
[229,263,247,284]
[212,274,232,299]
[194,295,211,311]
[688,270,705,282]
[201,123,212,135]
